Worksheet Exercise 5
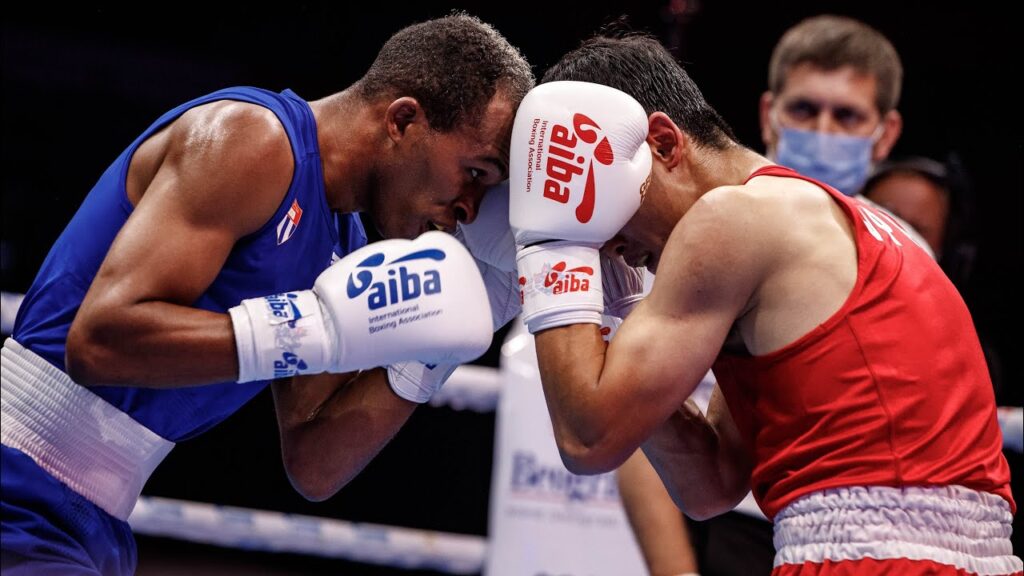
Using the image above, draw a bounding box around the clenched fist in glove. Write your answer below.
[229,231,493,402]
[509,81,652,333]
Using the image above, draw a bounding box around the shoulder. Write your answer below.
[685,176,837,248]
[670,184,784,258]
[169,100,293,177]
[158,101,295,232]
[654,184,792,314]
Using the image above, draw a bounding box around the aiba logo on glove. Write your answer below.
[541,113,615,224]
[264,293,304,324]
[519,260,593,303]
[543,261,593,294]
[274,351,308,379]
[346,249,444,310]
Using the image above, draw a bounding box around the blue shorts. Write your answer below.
[1,445,136,575]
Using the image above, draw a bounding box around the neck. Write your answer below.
[663,144,771,219]
[308,89,384,213]
[693,144,772,191]
[671,143,770,203]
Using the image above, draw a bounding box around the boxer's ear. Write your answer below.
[647,112,684,170]
[385,97,423,141]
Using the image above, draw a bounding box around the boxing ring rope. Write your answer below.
[0,291,24,335]
[1,291,1021,573]
[128,496,487,574]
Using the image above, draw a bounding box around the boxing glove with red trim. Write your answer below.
[509,81,652,333]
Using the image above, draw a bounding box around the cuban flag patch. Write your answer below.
[276,200,303,245]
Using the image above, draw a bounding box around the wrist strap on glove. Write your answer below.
[517,241,603,333]
[229,291,331,383]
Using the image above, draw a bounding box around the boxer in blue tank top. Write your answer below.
[1,15,533,575]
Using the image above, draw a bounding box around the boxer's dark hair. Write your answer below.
[358,13,534,132]
[541,32,736,150]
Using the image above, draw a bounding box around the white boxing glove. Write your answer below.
[510,81,652,247]
[230,231,493,402]
[509,81,652,333]
[388,182,522,402]
[459,181,521,330]
[460,181,516,273]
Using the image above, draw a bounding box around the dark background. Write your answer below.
[2,2,1020,573]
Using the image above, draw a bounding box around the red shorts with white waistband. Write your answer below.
[771,485,1022,576]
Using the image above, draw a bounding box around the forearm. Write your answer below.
[534,324,629,472]
[273,369,416,501]
[617,450,699,576]
[66,300,238,387]
[642,400,749,520]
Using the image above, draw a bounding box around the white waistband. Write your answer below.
[1,338,174,521]
[773,485,1022,575]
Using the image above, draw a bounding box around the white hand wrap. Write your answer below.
[599,314,623,342]
[517,241,603,333]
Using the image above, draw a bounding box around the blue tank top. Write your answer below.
[12,87,367,442]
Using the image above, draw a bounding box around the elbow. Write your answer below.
[679,484,750,521]
[282,453,346,503]
[292,481,335,503]
[683,500,729,521]
[65,321,111,386]
[556,436,629,476]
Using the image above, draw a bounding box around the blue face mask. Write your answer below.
[774,127,877,196]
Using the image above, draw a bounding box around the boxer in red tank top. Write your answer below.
[519,34,1021,575]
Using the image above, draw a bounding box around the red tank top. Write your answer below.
[712,165,1013,519]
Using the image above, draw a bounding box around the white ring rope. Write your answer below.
[129,496,486,574]
[1,291,24,335]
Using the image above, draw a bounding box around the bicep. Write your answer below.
[84,106,292,309]
[601,201,764,443]
[91,173,243,307]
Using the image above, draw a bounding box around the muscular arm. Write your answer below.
[66,102,293,387]
[534,190,766,511]
[273,369,418,501]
